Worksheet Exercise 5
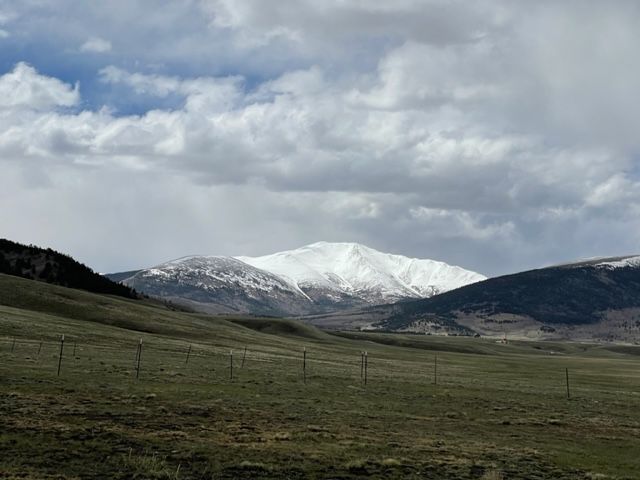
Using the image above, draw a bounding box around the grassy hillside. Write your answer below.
[1,273,640,479]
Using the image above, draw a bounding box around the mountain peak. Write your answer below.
[285,241,371,255]
[238,242,486,302]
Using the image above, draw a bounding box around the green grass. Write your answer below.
[1,273,640,479]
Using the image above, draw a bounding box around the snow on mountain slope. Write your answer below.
[237,242,486,304]
[553,255,640,269]
[595,256,640,269]
[143,256,300,294]
[120,256,315,315]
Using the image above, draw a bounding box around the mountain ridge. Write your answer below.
[108,242,486,316]
[308,254,640,342]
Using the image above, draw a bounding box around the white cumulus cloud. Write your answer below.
[0,62,79,110]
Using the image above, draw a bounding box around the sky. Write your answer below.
[1,0,640,277]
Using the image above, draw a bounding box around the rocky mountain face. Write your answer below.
[315,256,640,342]
[107,242,486,316]
[112,256,313,316]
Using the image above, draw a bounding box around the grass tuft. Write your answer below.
[236,460,271,471]
[120,450,179,479]
[481,469,505,480]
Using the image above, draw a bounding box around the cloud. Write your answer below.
[1,1,640,277]
[80,37,112,53]
[0,62,79,110]
[204,0,502,49]
[13,62,607,218]
[99,66,243,113]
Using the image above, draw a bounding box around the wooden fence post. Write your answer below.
[57,335,65,376]
[364,351,368,386]
[565,368,570,399]
[136,339,143,379]
[241,346,247,369]
[185,344,191,365]
[230,350,233,380]
[303,347,307,384]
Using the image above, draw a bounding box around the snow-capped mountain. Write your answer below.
[108,242,486,316]
[116,256,314,316]
[238,242,486,306]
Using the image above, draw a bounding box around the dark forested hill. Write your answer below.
[379,257,640,329]
[358,256,640,341]
[0,238,137,299]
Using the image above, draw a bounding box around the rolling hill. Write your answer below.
[310,256,640,342]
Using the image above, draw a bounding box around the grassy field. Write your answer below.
[1,273,640,479]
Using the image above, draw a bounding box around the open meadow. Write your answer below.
[1,274,640,479]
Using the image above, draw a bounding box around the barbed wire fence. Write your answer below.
[0,334,369,386]
[1,334,639,401]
